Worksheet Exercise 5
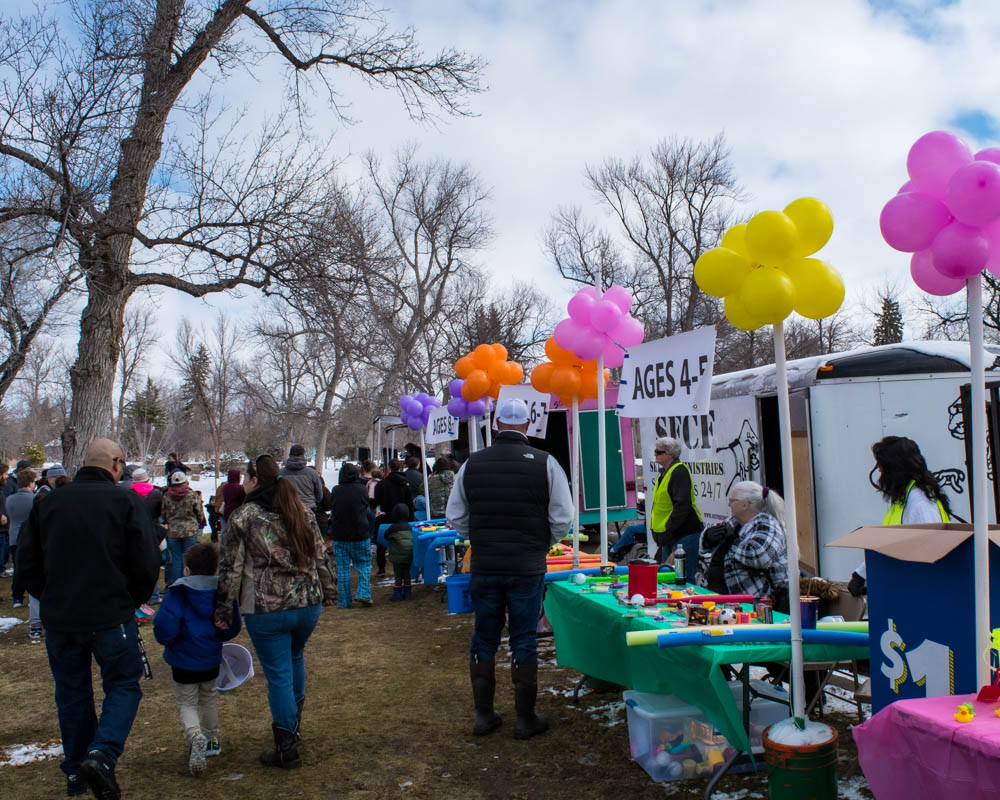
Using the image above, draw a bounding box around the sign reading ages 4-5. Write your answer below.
[617,328,716,419]
[425,406,459,445]
[495,385,550,439]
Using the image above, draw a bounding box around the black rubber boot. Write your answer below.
[470,661,502,736]
[512,663,549,740]
[259,724,301,769]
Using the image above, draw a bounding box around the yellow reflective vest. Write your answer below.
[882,480,949,525]
[650,461,702,533]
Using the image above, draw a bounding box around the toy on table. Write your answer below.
[954,703,976,723]
[977,628,1000,702]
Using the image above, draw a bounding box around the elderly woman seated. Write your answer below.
[695,480,789,613]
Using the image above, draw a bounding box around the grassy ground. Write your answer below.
[0,570,873,799]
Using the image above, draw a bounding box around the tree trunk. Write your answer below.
[314,384,337,471]
[62,270,132,472]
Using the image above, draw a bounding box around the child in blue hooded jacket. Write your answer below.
[153,542,241,776]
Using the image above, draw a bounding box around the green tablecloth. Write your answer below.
[543,580,869,752]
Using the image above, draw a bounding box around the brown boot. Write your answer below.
[511,663,549,740]
[259,724,301,769]
[470,660,502,736]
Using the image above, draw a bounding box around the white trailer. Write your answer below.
[638,342,1000,581]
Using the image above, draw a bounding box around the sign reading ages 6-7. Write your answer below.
[495,385,550,439]
[425,407,459,445]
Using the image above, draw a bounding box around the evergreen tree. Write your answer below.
[872,296,904,346]
[181,345,211,422]
[124,378,169,461]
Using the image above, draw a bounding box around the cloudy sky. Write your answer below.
[15,0,1000,348]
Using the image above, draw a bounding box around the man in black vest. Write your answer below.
[447,398,573,740]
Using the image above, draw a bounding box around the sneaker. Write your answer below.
[355,597,373,608]
[66,774,88,796]
[79,750,120,800]
[138,604,155,617]
[12,600,23,608]
[188,731,207,776]
[205,738,221,757]
[29,627,42,643]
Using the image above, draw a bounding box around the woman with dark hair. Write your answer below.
[849,436,951,596]
[214,454,336,770]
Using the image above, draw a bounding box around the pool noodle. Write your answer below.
[655,628,869,649]
[625,620,869,647]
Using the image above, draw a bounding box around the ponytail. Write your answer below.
[254,455,316,568]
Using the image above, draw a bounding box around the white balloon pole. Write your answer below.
[571,396,582,569]
[420,427,432,521]
[467,418,478,454]
[598,351,609,564]
[969,276,991,688]
[773,321,806,722]
[484,407,493,447]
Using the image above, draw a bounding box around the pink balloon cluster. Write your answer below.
[880,130,1000,296]
[553,285,645,368]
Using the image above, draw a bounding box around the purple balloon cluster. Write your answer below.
[399,393,441,431]
[880,130,1000,296]
[553,285,645,368]
[446,379,492,419]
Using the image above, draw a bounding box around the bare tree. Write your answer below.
[919,274,1000,344]
[0,225,83,404]
[436,278,556,370]
[173,314,242,486]
[359,146,493,400]
[113,299,157,440]
[0,2,483,470]
[562,135,745,338]
[242,301,314,458]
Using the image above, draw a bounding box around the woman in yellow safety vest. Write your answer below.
[849,435,951,596]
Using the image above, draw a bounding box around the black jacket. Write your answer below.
[16,466,160,632]
[463,431,551,576]
[653,463,704,551]
[374,471,415,521]
[404,468,424,499]
[329,464,371,542]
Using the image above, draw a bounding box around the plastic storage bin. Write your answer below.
[623,681,789,783]
[445,574,473,614]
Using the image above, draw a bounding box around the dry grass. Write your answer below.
[0,571,873,799]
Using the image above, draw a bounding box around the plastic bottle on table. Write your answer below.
[673,543,686,586]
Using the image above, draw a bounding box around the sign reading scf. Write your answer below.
[618,328,715,419]
[494,385,550,439]
[425,407,459,445]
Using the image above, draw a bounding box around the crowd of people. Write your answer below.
[0,415,951,798]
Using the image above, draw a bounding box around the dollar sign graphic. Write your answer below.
[880,618,908,694]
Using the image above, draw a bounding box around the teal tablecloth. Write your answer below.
[543,580,868,752]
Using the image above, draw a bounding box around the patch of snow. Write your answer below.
[581,699,625,728]
[220,773,244,781]
[839,775,873,799]
[398,781,413,789]
[0,741,63,767]
[0,617,23,634]
[767,717,836,746]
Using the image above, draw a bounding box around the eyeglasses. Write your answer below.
[653,449,667,455]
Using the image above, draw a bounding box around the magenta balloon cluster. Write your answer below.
[399,393,441,431]
[880,130,1000,296]
[554,285,645,368]
[445,379,491,419]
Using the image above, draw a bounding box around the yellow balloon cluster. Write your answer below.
[694,197,845,330]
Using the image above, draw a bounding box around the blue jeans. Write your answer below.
[165,535,197,587]
[469,574,546,666]
[610,523,646,555]
[245,605,322,731]
[45,619,144,776]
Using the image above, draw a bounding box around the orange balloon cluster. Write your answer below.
[454,343,525,401]
[529,337,609,407]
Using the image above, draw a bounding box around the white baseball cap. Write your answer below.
[496,398,530,425]
[169,470,189,485]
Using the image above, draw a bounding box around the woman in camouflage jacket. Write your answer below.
[162,470,207,586]
[214,454,336,770]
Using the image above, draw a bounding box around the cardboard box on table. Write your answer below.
[829,523,1000,713]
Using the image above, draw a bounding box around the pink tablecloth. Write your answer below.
[854,694,1000,800]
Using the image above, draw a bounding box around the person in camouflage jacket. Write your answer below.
[163,471,207,586]
[213,455,335,771]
